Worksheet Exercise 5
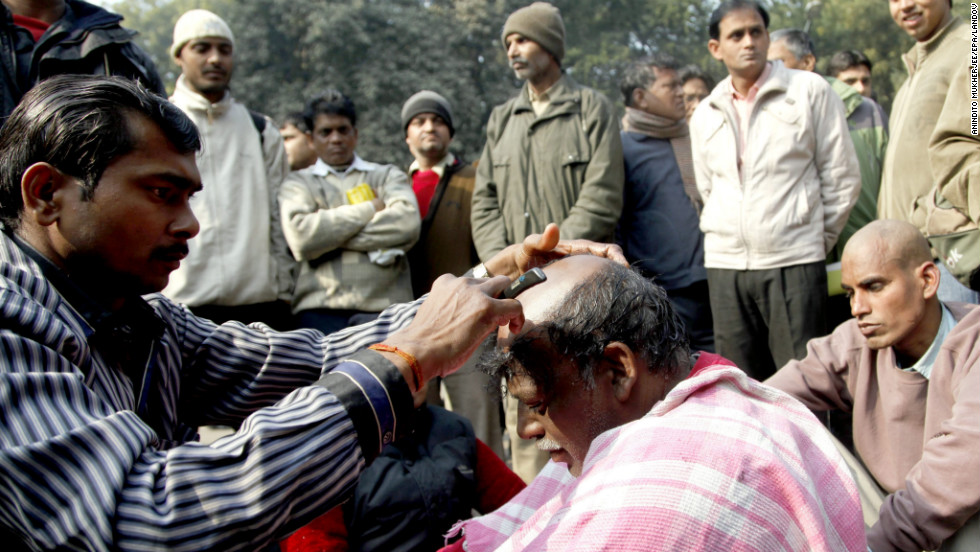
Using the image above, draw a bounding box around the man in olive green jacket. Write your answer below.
[470,2,624,483]
[471,2,624,262]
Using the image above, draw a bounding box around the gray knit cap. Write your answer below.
[401,91,455,137]
[501,2,565,63]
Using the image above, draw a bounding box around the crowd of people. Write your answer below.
[0,0,977,551]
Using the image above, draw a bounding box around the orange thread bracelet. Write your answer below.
[369,344,422,392]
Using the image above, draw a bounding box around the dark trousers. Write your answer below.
[190,301,295,331]
[666,279,715,353]
[706,261,827,380]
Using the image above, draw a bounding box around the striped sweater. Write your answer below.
[0,230,420,551]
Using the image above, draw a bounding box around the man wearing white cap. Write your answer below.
[164,9,294,330]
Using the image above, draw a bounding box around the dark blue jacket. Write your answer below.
[344,405,478,552]
[617,131,705,290]
[1,0,165,122]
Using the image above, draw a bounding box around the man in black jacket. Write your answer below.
[0,0,164,122]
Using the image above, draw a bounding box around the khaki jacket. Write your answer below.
[471,75,624,260]
[881,17,979,233]
[280,157,419,313]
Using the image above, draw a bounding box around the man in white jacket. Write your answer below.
[689,0,859,380]
[164,9,293,329]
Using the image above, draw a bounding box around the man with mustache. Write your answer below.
[767,219,980,551]
[689,0,860,381]
[165,9,294,330]
[617,54,713,353]
[471,1,624,482]
[0,75,622,550]
[440,254,866,551]
[400,90,504,457]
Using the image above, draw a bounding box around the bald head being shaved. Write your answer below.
[481,253,690,476]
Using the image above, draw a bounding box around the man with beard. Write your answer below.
[471,1,624,481]
[164,9,294,329]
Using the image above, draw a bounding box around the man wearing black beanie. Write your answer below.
[401,90,504,459]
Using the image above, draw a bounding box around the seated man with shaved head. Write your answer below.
[767,220,980,552]
[441,255,865,551]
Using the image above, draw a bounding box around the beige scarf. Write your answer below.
[622,107,702,213]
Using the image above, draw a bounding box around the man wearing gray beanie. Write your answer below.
[400,90,504,459]
[471,1,625,483]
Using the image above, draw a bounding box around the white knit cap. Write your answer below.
[171,9,235,59]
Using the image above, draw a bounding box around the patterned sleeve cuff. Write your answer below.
[313,349,415,462]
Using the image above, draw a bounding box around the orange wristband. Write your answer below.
[369,343,422,392]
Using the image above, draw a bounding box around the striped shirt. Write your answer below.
[0,230,419,551]
[446,354,867,551]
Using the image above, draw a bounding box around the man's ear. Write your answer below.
[631,87,646,110]
[21,162,72,227]
[802,54,816,72]
[599,341,640,403]
[919,261,941,300]
[708,39,722,61]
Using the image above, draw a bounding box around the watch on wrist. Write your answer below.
[473,263,492,279]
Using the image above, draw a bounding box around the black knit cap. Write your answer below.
[400,91,455,137]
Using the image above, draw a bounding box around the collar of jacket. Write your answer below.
[311,153,377,177]
[706,60,792,116]
[172,74,234,120]
[510,73,582,120]
[826,76,862,118]
[903,16,963,77]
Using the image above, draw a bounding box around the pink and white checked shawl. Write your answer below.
[445,354,866,551]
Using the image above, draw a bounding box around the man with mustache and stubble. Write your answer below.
[165,9,295,330]
[471,1,624,483]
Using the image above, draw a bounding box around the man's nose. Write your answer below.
[173,202,200,239]
[516,402,544,441]
[850,291,870,318]
[507,41,519,59]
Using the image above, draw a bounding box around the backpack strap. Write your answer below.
[247,109,267,147]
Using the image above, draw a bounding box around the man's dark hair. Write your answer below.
[708,0,770,40]
[482,260,691,397]
[826,50,873,78]
[770,28,816,61]
[620,53,681,106]
[0,75,200,231]
[678,64,716,90]
[280,111,309,133]
[304,89,357,131]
